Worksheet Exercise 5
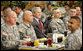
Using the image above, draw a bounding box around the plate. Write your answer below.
[19,43,65,50]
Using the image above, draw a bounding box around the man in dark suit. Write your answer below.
[31,7,45,38]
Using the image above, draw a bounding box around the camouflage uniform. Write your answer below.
[79,16,82,29]
[16,11,24,24]
[18,23,37,41]
[40,12,46,23]
[65,28,82,50]
[1,23,20,50]
[49,18,66,33]
[1,17,5,25]
[63,16,70,30]
[64,10,70,18]
[43,8,52,17]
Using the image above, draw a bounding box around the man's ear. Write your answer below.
[77,23,80,29]
[78,23,81,27]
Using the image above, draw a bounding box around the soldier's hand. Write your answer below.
[19,29,24,33]
[25,36,30,38]
[66,22,68,24]
[52,25,56,29]
[2,31,7,36]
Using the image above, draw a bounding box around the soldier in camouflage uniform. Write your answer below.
[15,5,24,24]
[49,8,66,34]
[76,7,82,29]
[64,4,70,17]
[40,12,46,23]
[43,3,53,17]
[16,11,24,24]
[18,10,37,41]
[65,16,82,50]
[1,17,4,25]
[1,11,20,50]
[1,7,12,25]
[1,10,4,25]
[63,8,77,30]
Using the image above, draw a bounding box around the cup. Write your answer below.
[27,41,31,46]
[44,40,48,45]
[57,37,63,43]
[48,38,52,47]
[31,41,34,46]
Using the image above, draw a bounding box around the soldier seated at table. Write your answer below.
[49,8,66,34]
[75,6,82,29]
[1,11,20,50]
[43,3,53,17]
[1,10,4,25]
[64,4,70,17]
[63,8,76,30]
[18,10,37,41]
[1,7,12,25]
[65,16,82,50]
[15,5,24,25]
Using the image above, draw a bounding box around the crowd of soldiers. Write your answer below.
[1,3,82,50]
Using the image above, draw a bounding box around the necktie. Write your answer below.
[39,20,43,32]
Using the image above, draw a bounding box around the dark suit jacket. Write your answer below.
[31,18,45,38]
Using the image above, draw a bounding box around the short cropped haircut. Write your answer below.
[47,3,51,7]
[70,7,76,10]
[70,16,81,23]
[3,7,12,17]
[3,7,11,11]
[69,8,76,13]
[32,7,41,13]
[52,8,58,11]
[52,8,58,14]
[15,5,24,10]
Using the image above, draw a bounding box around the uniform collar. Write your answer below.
[54,18,61,23]
[5,23,15,28]
[20,11,23,15]
[55,19,60,22]
[23,22,31,28]
[18,11,24,17]
[70,28,81,34]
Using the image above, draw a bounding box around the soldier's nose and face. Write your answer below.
[70,9,76,16]
[27,11,33,23]
[67,19,79,31]
[47,5,51,9]
[24,11,33,23]
[15,7,21,14]
[76,7,81,15]
[53,9,61,18]
[65,5,69,11]
[9,12,17,25]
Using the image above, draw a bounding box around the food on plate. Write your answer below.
[34,40,39,47]
[52,44,60,48]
